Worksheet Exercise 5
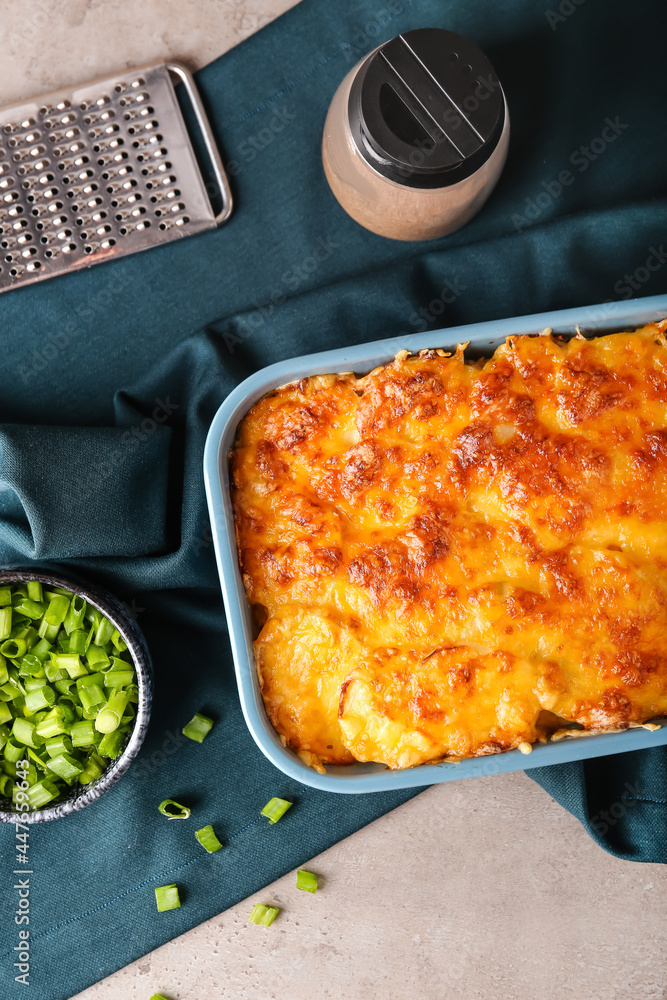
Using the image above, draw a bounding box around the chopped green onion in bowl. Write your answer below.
[0,574,150,821]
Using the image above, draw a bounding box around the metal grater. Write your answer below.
[0,62,232,293]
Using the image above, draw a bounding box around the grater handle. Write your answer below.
[167,63,233,226]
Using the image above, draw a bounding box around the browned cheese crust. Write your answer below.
[231,323,667,771]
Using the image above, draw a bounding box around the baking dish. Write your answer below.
[204,292,667,793]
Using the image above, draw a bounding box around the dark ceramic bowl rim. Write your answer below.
[0,568,152,823]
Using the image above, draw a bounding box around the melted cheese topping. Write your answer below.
[231,323,667,771]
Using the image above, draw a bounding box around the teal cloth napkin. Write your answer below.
[1,1,667,997]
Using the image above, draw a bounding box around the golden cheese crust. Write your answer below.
[231,322,667,771]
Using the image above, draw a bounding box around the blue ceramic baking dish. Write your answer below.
[204,292,667,793]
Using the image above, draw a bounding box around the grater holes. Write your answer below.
[131,77,146,88]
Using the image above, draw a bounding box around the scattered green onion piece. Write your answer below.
[0,724,11,750]
[24,686,56,713]
[44,595,70,627]
[248,903,279,927]
[97,730,125,758]
[0,655,7,686]
[0,702,12,726]
[261,797,293,824]
[158,798,191,820]
[27,581,43,603]
[195,824,223,853]
[296,870,318,893]
[26,778,59,809]
[182,712,214,743]
[1,638,27,659]
[0,587,12,606]
[0,607,11,640]
[155,885,180,912]
[0,772,12,796]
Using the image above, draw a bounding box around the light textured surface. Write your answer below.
[72,771,667,1000]
[3,3,666,999]
[0,0,299,105]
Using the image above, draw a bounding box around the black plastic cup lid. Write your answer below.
[348,28,506,189]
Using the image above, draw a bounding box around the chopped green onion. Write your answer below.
[248,903,279,927]
[54,652,88,679]
[0,583,137,809]
[261,797,293,824]
[155,884,180,912]
[78,751,106,785]
[0,607,12,639]
[68,629,87,655]
[195,824,223,853]
[46,753,83,785]
[111,628,127,652]
[93,616,115,647]
[3,739,23,763]
[103,669,134,688]
[37,618,59,643]
[158,798,191,820]
[98,730,125,758]
[12,717,40,748]
[26,778,59,809]
[86,644,110,669]
[94,689,129,733]
[296,870,318,893]
[44,595,70,627]
[182,712,214,743]
[1,638,27,659]
[63,595,86,635]
[70,720,97,748]
[79,684,106,713]
[45,735,73,758]
[13,598,45,620]
[24,686,56,713]
[31,637,53,662]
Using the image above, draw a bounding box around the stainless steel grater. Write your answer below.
[0,62,233,293]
